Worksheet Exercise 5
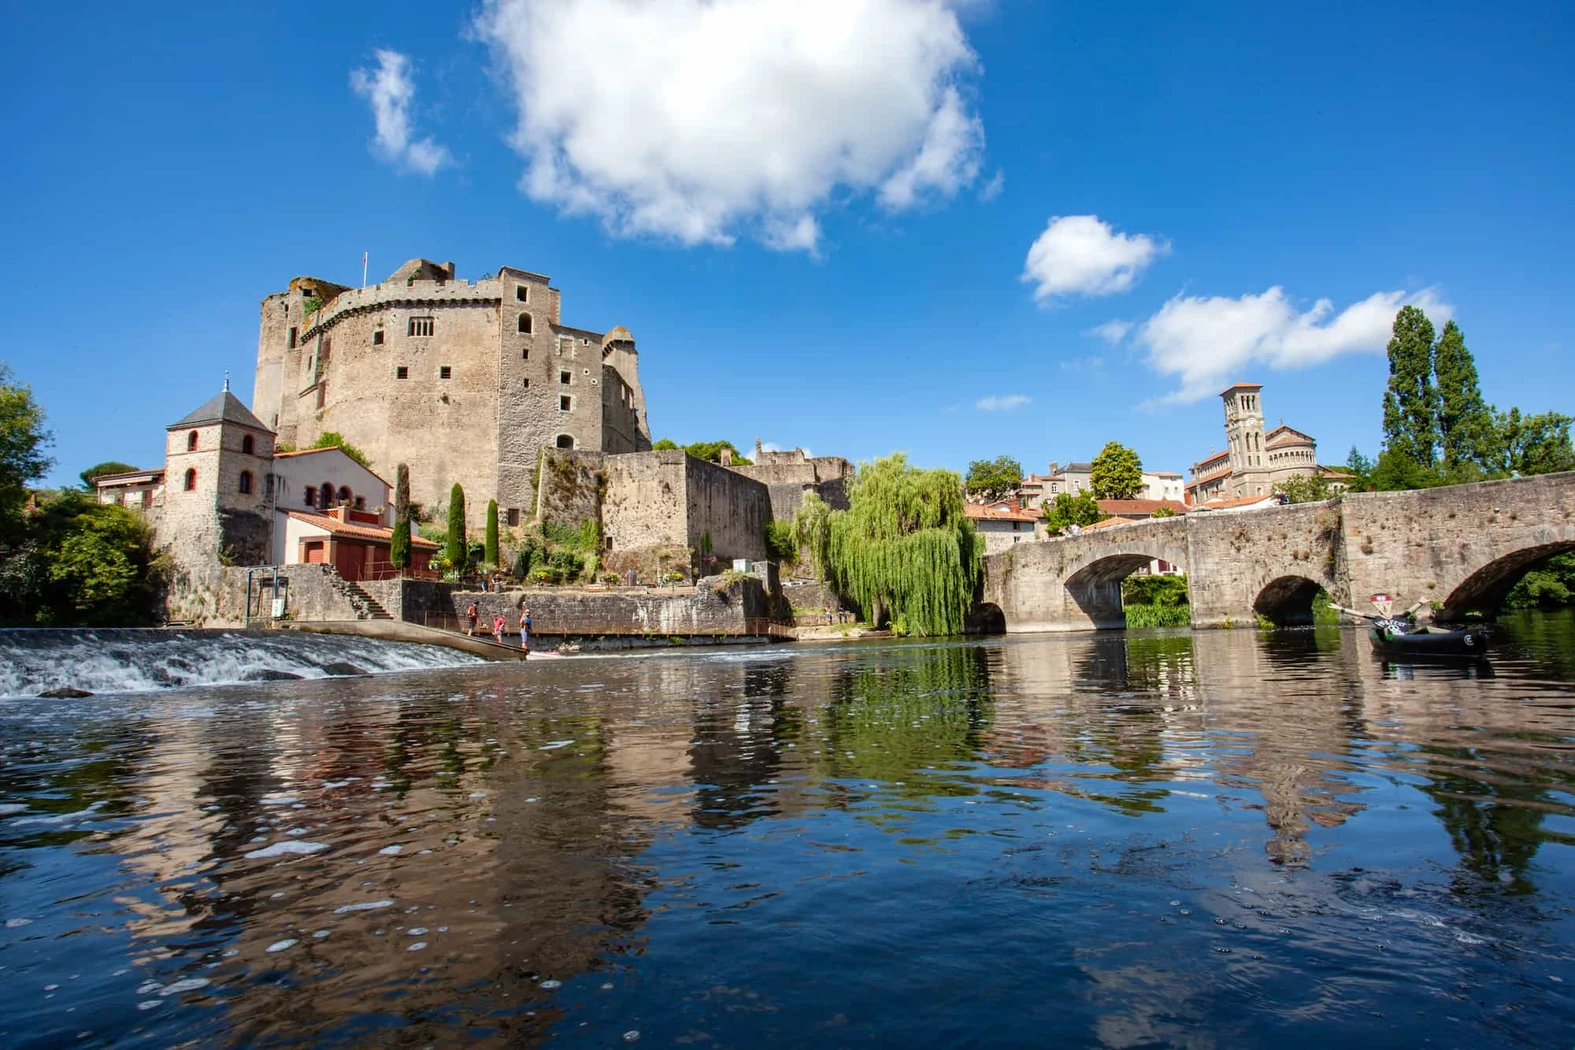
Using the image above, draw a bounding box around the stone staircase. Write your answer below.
[334,576,393,620]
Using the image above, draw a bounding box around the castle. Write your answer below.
[252,258,651,527]
[1186,383,1349,503]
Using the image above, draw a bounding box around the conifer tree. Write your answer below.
[485,499,499,568]
[1433,320,1495,475]
[446,484,467,574]
[390,463,411,571]
[1380,306,1441,468]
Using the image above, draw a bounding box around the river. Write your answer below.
[2,613,1573,1048]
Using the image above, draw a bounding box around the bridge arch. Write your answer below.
[1253,575,1324,627]
[1441,541,1575,618]
[1066,553,1184,629]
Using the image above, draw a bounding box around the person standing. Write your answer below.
[465,602,479,636]
[491,614,506,644]
[520,608,532,654]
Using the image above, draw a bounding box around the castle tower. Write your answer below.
[1220,382,1266,496]
[160,387,277,612]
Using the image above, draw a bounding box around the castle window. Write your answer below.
[287,327,297,349]
[507,508,520,527]
[408,316,434,337]
[522,378,530,389]
[440,366,452,380]
[518,314,532,334]
[303,486,315,507]
[559,395,572,411]
[183,468,197,491]
[242,434,255,455]
[187,430,199,451]
[372,330,384,346]
[522,348,529,360]
[396,366,409,379]
[559,370,571,385]
[556,434,575,449]
[239,470,253,495]
[516,285,528,302]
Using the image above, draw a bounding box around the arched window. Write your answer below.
[320,482,334,508]
[518,313,533,334]
[239,470,253,495]
[183,468,197,491]
[555,434,575,449]
[242,434,255,455]
[187,430,199,451]
[337,486,352,505]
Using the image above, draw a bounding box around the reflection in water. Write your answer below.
[3,623,1575,1047]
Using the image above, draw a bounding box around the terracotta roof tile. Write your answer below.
[284,510,438,548]
[1096,498,1191,516]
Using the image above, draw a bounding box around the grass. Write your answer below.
[1124,603,1192,629]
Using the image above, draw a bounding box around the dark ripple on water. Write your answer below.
[2,613,1575,1047]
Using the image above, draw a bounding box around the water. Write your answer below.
[3,613,1574,1048]
[0,629,485,697]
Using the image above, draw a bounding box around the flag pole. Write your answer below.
[362,252,368,289]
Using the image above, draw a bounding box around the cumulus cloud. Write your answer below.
[474,0,986,251]
[976,394,1030,411]
[350,50,451,175]
[1086,319,1132,344]
[1136,286,1453,404]
[1022,215,1168,302]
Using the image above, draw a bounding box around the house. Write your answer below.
[281,505,438,581]
[1020,462,1187,508]
[964,499,1042,554]
[93,467,165,510]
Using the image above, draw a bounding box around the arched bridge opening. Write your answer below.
[1253,575,1325,627]
[1442,541,1575,620]
[1066,554,1190,630]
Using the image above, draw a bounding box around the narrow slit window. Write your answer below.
[372,330,384,346]
[522,377,530,388]
[559,370,571,385]
[183,468,197,491]
[559,395,572,411]
[238,470,253,495]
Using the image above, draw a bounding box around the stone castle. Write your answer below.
[253,258,652,526]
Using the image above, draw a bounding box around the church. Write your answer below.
[1186,383,1351,504]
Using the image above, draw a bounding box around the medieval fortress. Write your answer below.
[254,258,653,523]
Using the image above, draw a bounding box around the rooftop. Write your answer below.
[1097,498,1191,517]
[284,510,439,548]
[168,390,271,433]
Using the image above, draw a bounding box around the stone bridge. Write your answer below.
[980,472,1575,631]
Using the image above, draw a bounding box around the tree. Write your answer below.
[1090,442,1142,500]
[1381,306,1440,469]
[965,456,1023,500]
[79,461,138,490]
[485,499,500,568]
[651,438,679,451]
[1344,446,1376,491]
[1042,491,1105,533]
[1275,473,1334,504]
[1433,321,1496,477]
[390,464,411,571]
[310,431,371,468]
[0,492,165,627]
[1494,408,1575,477]
[793,453,981,636]
[1149,505,1178,518]
[446,483,467,574]
[1,363,53,527]
[652,438,753,465]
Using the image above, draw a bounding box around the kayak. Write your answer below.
[1369,625,1490,658]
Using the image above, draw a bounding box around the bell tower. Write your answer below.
[1221,382,1266,495]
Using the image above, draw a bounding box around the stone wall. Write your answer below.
[1184,500,1340,628]
[601,451,689,560]
[446,577,769,637]
[535,450,606,528]
[190,565,384,627]
[684,456,770,564]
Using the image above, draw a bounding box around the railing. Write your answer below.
[419,610,793,640]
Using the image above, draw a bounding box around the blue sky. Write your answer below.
[5,0,1572,488]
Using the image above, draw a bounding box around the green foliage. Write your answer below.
[1344,446,1376,490]
[1493,407,1575,477]
[965,455,1023,500]
[1123,604,1192,629]
[1149,505,1178,518]
[765,519,798,562]
[660,439,753,465]
[1042,490,1105,533]
[485,500,499,567]
[1381,305,1441,469]
[1312,589,1341,625]
[310,431,371,468]
[78,461,138,490]
[1274,473,1335,503]
[1504,553,1575,609]
[1434,320,1496,474]
[1371,448,1445,491]
[446,484,467,573]
[302,295,324,316]
[0,492,165,626]
[390,463,411,571]
[651,438,679,451]
[1091,441,1143,500]
[1122,574,1189,607]
[795,453,981,636]
[0,363,53,526]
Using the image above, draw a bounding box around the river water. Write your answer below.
[3,613,1574,1048]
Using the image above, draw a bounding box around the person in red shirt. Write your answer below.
[491,614,506,643]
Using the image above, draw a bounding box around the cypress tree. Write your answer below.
[390,463,411,571]
[1433,320,1495,475]
[485,499,499,568]
[1380,305,1440,468]
[446,484,467,574]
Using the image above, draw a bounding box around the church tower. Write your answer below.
[1221,382,1267,496]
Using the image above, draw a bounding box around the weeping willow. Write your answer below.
[795,453,982,636]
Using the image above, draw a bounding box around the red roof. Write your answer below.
[284,510,438,548]
[1096,498,1190,517]
[1197,493,1280,510]
[965,503,1040,524]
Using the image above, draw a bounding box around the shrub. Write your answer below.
[765,519,798,562]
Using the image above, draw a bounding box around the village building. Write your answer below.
[1186,383,1352,504]
[964,499,1043,554]
[252,258,652,531]
[1018,463,1185,508]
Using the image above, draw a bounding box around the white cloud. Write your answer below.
[1022,215,1168,302]
[1086,319,1132,344]
[474,0,985,251]
[1059,355,1104,374]
[1136,286,1453,404]
[350,50,451,175]
[976,394,1030,411]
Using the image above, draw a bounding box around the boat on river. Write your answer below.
[1369,623,1491,659]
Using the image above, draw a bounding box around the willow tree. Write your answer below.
[795,453,981,636]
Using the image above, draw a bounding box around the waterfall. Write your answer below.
[0,629,485,699]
